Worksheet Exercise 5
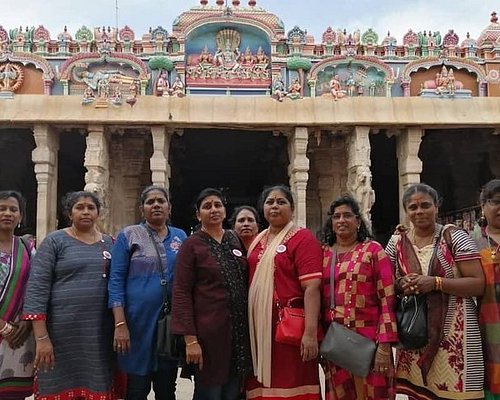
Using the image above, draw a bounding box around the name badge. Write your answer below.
[277,245,286,253]
[232,249,243,257]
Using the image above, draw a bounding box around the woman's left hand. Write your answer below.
[402,274,436,295]
[300,333,318,362]
[373,343,393,374]
[7,321,32,349]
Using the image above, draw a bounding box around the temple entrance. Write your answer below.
[169,129,289,233]
[370,132,399,245]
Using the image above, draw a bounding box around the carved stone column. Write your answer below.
[288,127,310,227]
[150,126,172,189]
[346,126,375,229]
[396,127,423,223]
[84,125,110,232]
[32,124,59,242]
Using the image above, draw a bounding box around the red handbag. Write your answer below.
[275,297,324,346]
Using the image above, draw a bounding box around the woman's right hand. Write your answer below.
[35,338,55,372]
[114,324,130,354]
[185,339,203,370]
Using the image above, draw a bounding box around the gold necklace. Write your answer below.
[412,228,435,248]
[334,242,359,264]
[486,229,499,264]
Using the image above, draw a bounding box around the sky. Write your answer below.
[1,0,499,45]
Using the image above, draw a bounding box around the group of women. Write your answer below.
[0,179,498,400]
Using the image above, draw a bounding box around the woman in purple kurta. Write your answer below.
[171,188,252,400]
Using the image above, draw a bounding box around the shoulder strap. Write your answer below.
[19,236,31,260]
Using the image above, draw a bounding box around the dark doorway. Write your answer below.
[0,129,37,235]
[57,130,86,228]
[169,129,289,233]
[370,132,399,246]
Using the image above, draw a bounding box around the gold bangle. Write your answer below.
[186,340,198,346]
[435,277,443,291]
[115,321,126,328]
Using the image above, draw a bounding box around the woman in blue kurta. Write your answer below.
[108,186,187,400]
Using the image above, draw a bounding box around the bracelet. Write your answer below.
[0,322,14,337]
[36,334,49,341]
[186,340,198,346]
[115,321,126,328]
[435,276,443,291]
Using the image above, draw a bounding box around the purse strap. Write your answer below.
[144,225,170,311]
[328,244,364,316]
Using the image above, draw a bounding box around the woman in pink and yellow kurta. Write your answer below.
[247,185,323,400]
[321,195,398,400]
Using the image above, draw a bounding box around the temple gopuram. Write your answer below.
[1,0,499,243]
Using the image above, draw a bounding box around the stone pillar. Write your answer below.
[150,126,172,189]
[288,127,310,227]
[396,127,423,223]
[32,124,59,243]
[84,125,110,232]
[346,126,375,229]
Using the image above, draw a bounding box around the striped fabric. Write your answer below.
[472,228,500,399]
[23,230,115,400]
[0,237,34,400]
[386,226,484,400]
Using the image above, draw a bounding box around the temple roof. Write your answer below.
[476,11,500,47]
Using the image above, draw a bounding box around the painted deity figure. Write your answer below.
[111,86,123,105]
[170,76,185,97]
[214,40,240,71]
[0,63,19,91]
[435,65,449,94]
[288,79,302,100]
[240,46,255,66]
[447,68,456,95]
[329,75,345,101]
[97,78,110,98]
[156,72,169,96]
[82,86,95,105]
[272,76,287,102]
[255,46,268,65]
[198,45,213,65]
[346,74,356,97]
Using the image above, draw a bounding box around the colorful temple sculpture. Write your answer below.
[0,0,499,243]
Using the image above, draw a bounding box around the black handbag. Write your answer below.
[319,249,376,377]
[396,294,428,350]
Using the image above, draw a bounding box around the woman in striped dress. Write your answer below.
[386,183,485,400]
[23,191,115,400]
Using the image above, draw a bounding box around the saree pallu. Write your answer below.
[0,237,34,399]
[474,229,500,399]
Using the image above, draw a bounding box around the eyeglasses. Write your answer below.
[332,212,357,220]
[486,198,500,207]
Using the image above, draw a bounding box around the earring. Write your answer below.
[478,210,487,227]
[17,222,21,229]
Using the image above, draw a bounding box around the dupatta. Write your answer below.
[0,237,31,342]
[395,224,450,384]
[248,221,294,388]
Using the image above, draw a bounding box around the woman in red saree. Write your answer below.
[471,179,500,400]
[0,190,34,400]
[386,183,485,400]
[320,194,398,400]
[247,185,322,400]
